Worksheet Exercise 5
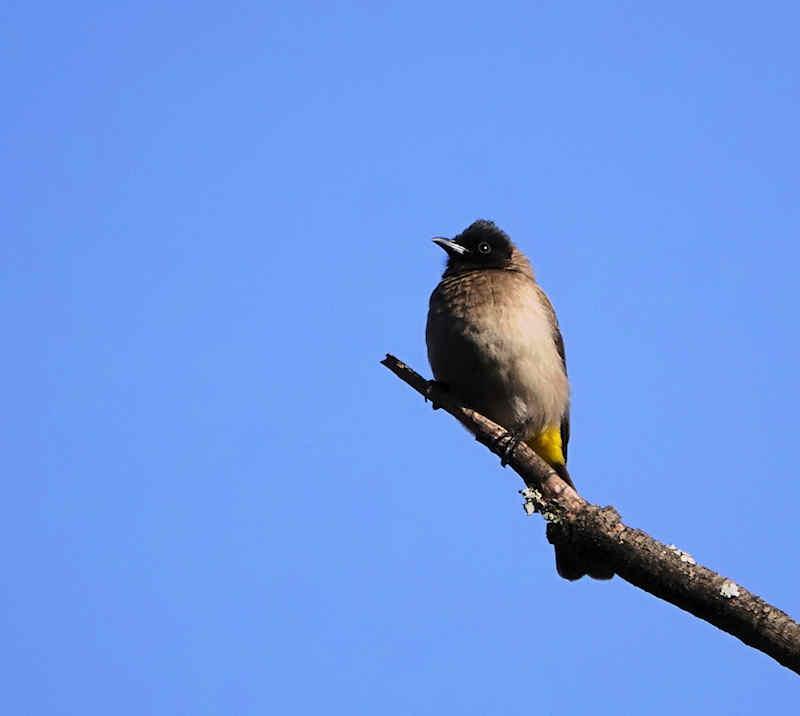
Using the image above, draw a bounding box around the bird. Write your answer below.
[425,219,612,580]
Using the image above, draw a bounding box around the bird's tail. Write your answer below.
[552,541,614,581]
[549,463,614,581]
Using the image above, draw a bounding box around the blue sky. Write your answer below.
[3,2,799,713]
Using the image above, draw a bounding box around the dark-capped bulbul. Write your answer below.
[426,219,612,580]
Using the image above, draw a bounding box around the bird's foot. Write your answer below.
[424,380,448,410]
[495,427,525,467]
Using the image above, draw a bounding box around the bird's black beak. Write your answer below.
[432,237,470,257]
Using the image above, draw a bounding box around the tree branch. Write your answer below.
[381,353,800,676]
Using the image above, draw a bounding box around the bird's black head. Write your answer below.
[433,220,516,275]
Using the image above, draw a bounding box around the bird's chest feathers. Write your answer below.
[434,274,555,369]
[463,292,553,369]
[428,271,568,426]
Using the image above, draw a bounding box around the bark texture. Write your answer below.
[381,353,800,676]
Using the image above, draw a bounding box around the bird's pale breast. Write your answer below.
[426,270,569,433]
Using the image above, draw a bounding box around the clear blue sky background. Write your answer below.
[3,2,798,713]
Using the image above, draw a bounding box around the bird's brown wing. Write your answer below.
[534,285,570,461]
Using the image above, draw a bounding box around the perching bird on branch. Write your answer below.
[426,219,613,580]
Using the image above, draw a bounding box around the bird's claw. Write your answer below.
[494,429,523,467]
[425,380,447,410]
[497,425,527,467]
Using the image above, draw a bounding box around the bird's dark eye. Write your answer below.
[477,242,492,254]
